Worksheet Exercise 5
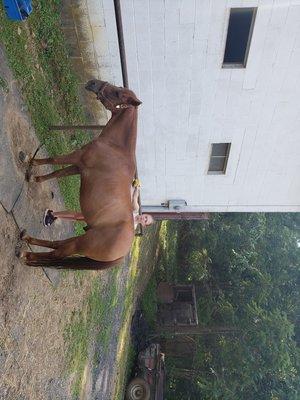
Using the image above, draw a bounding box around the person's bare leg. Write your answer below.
[43,210,85,227]
[52,211,85,221]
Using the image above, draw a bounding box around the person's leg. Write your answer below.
[43,210,85,227]
[53,211,85,220]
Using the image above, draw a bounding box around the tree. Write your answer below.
[158,213,300,399]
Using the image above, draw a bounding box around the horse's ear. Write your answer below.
[127,92,142,106]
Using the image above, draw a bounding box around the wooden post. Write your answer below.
[159,325,238,335]
[49,124,105,132]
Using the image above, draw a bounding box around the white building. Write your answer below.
[67,0,300,212]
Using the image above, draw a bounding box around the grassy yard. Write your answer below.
[156,220,179,282]
[0,3,162,399]
[64,267,121,398]
[63,225,160,399]
[113,224,160,400]
[113,221,178,399]
[0,0,89,214]
[136,221,179,331]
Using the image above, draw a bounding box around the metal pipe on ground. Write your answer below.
[49,125,105,132]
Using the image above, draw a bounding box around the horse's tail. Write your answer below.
[25,256,124,270]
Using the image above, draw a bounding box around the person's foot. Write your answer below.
[43,209,56,227]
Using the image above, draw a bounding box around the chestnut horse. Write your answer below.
[20,80,142,270]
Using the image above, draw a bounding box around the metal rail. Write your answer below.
[114,0,143,236]
[114,0,129,88]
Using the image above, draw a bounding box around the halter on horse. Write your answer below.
[19,80,142,270]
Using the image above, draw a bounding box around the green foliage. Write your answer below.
[155,213,300,400]
[140,273,158,328]
[156,221,179,282]
[113,225,161,400]
[0,75,9,92]
[186,248,211,282]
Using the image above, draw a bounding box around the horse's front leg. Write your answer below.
[31,149,82,166]
[35,165,79,183]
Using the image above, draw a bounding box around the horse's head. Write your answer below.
[85,80,142,111]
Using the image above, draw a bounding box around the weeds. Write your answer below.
[113,225,160,400]
[65,268,120,398]
[0,1,91,211]
[0,75,9,93]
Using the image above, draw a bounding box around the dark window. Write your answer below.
[175,290,193,302]
[223,8,257,67]
[208,143,231,174]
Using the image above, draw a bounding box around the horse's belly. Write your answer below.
[79,169,132,224]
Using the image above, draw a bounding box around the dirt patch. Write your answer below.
[0,44,95,400]
[0,43,159,400]
[0,207,91,399]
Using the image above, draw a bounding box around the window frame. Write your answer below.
[222,7,257,69]
[207,143,231,175]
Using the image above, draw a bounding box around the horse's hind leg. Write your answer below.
[20,231,76,249]
[21,248,71,266]
[20,238,78,267]
[35,165,79,183]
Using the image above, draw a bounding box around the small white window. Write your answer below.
[208,143,231,174]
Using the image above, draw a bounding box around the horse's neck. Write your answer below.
[97,107,138,153]
[108,107,137,125]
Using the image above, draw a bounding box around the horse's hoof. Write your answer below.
[19,151,31,164]
[15,247,21,258]
[19,251,27,261]
[20,229,29,241]
[25,168,33,182]
[15,248,27,260]
[19,151,26,162]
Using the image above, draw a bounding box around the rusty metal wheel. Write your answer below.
[125,377,150,400]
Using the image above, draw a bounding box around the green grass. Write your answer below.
[0,3,102,396]
[0,6,162,399]
[0,3,145,399]
[113,238,143,400]
[113,225,160,400]
[140,273,158,328]
[0,0,91,211]
[135,221,180,381]
[64,268,120,399]
[64,226,160,400]
[157,221,179,282]
[0,75,9,93]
